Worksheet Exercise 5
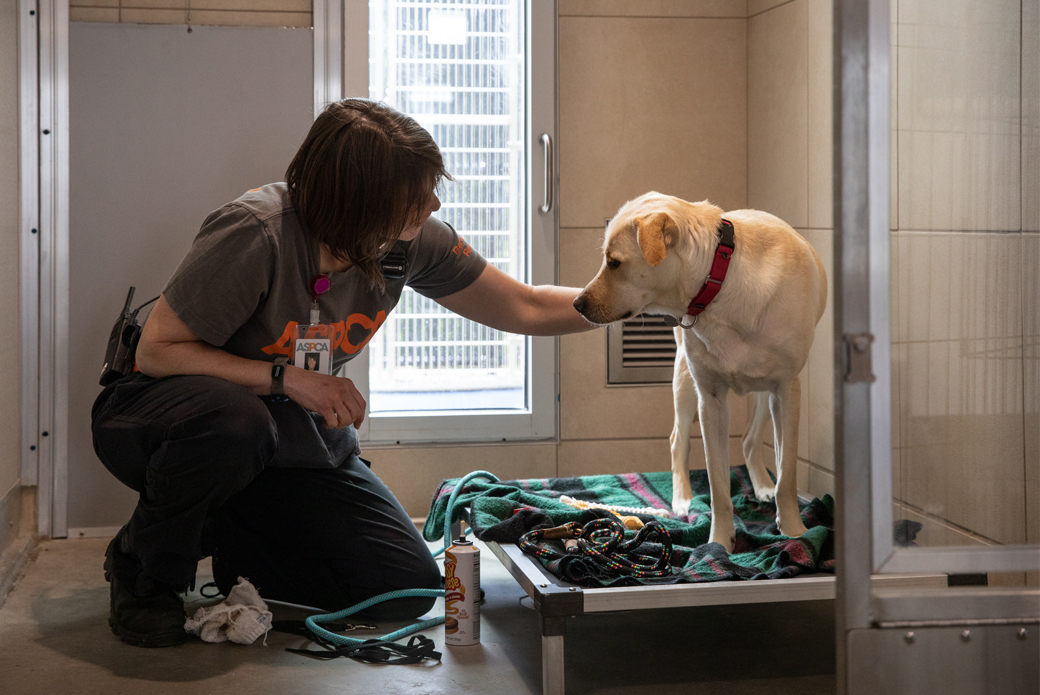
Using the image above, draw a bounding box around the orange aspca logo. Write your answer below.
[260,311,387,358]
[451,238,472,258]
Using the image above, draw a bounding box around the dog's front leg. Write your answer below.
[670,340,697,515]
[770,378,809,538]
[696,379,736,553]
[743,391,776,502]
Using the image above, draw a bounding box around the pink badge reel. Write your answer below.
[311,274,331,299]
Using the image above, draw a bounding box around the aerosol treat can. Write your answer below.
[444,537,480,646]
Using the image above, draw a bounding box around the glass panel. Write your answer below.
[368,0,527,413]
[889,0,1038,573]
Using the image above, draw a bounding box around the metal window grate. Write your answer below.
[607,315,678,384]
[368,0,527,405]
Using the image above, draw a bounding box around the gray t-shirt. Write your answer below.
[163,183,487,461]
[165,183,486,369]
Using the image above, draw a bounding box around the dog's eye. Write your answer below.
[606,258,621,269]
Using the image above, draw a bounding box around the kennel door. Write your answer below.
[63,20,316,537]
[834,1,1039,693]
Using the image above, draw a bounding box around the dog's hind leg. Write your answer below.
[696,376,736,552]
[742,391,775,502]
[669,333,698,516]
[769,378,809,538]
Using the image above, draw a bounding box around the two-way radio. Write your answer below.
[99,287,159,387]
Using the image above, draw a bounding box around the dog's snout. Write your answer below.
[573,295,587,315]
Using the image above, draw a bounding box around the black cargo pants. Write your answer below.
[91,373,440,620]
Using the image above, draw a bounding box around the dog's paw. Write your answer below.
[708,530,734,554]
[779,517,809,539]
[671,496,692,517]
[747,468,776,502]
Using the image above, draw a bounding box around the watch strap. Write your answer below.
[271,355,289,396]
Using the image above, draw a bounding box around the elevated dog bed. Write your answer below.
[423,465,835,587]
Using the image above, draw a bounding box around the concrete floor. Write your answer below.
[0,537,836,694]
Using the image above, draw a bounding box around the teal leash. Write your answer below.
[295,470,501,656]
[299,588,447,648]
[434,469,500,557]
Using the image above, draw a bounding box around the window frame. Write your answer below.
[347,0,559,445]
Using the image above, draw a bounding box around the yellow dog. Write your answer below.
[573,192,827,553]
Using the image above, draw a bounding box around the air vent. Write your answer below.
[607,314,678,384]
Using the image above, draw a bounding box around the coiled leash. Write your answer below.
[275,470,501,664]
[279,588,448,664]
[519,517,676,580]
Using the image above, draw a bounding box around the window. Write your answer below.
[347,0,557,444]
[368,0,527,413]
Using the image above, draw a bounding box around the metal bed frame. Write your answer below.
[484,540,948,695]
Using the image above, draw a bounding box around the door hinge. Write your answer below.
[843,332,876,384]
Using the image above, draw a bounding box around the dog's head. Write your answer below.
[573,192,722,325]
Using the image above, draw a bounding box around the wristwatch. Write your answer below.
[271,356,289,397]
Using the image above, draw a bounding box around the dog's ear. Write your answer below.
[636,212,677,267]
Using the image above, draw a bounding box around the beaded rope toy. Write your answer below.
[518,518,675,580]
[557,496,670,530]
[558,496,670,517]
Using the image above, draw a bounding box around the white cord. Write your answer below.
[558,495,670,517]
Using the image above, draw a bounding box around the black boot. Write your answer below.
[103,529,188,647]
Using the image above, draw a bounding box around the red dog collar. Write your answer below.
[686,219,735,317]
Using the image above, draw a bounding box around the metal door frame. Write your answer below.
[21,0,344,539]
[833,1,1040,692]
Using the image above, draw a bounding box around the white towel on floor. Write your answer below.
[184,577,273,645]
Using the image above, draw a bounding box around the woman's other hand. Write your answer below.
[283,367,367,429]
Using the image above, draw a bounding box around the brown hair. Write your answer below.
[285,99,451,289]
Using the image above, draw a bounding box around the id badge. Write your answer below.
[292,324,333,375]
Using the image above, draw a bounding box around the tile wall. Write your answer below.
[890,0,1038,580]
[747,0,837,502]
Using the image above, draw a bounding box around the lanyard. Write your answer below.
[310,274,331,324]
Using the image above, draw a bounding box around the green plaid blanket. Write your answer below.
[423,466,835,587]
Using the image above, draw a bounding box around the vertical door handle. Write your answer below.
[540,133,553,214]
